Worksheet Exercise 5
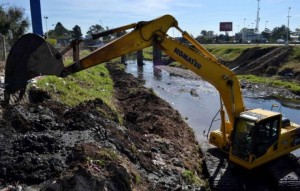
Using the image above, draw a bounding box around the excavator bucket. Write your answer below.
[4,33,64,104]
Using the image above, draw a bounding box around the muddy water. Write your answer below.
[125,60,300,156]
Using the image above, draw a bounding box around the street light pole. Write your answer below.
[255,0,260,33]
[44,16,48,38]
[265,21,268,31]
[286,7,291,45]
[243,18,246,42]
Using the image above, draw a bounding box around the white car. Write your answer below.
[276,39,285,43]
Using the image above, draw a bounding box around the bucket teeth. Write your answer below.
[4,33,64,105]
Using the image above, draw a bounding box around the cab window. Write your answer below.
[231,118,255,161]
[253,117,279,158]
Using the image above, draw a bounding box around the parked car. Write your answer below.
[260,38,268,43]
[276,39,285,43]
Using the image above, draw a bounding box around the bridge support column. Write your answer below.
[121,55,126,64]
[153,43,162,65]
[136,50,143,66]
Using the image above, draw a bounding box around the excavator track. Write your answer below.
[202,142,300,191]
[267,155,300,191]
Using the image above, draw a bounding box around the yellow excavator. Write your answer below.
[4,15,300,171]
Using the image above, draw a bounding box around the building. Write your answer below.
[241,28,261,42]
[290,31,300,42]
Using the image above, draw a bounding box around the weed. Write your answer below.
[36,64,115,107]
[133,173,141,184]
[182,170,203,186]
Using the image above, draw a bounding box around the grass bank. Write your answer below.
[239,75,300,95]
[203,44,276,61]
[35,50,117,111]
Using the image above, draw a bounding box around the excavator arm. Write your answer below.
[61,15,245,133]
[60,15,178,76]
[5,14,245,148]
[5,14,245,128]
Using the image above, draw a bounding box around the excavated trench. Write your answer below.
[0,62,206,191]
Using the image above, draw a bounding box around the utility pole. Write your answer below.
[44,16,48,38]
[243,18,246,42]
[255,0,260,33]
[286,7,291,45]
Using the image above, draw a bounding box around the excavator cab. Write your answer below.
[231,110,280,166]
[228,108,300,169]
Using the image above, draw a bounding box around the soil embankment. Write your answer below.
[225,46,294,76]
[225,46,300,100]
[0,62,207,190]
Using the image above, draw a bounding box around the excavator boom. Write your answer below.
[5,14,245,127]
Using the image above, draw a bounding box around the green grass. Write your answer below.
[143,47,153,60]
[169,61,187,69]
[86,147,119,167]
[34,49,116,108]
[238,75,300,94]
[204,45,250,61]
[182,170,204,186]
[290,46,300,61]
[35,64,115,108]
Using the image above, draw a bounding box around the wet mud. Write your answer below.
[0,62,206,190]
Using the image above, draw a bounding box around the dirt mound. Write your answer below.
[226,46,292,76]
[0,62,207,190]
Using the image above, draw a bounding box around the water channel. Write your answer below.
[125,60,300,156]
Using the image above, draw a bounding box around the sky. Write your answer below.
[1,0,300,37]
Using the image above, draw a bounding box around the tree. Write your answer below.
[72,25,82,39]
[0,5,29,43]
[261,31,270,41]
[201,30,207,36]
[270,25,288,42]
[207,31,214,37]
[53,22,70,37]
[86,24,104,35]
[200,30,214,37]
[195,35,213,43]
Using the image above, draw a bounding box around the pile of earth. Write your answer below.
[224,46,299,80]
[0,62,207,191]
[223,46,300,99]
